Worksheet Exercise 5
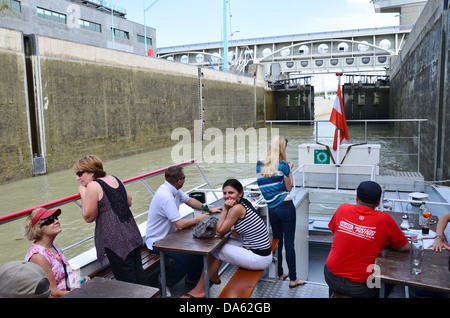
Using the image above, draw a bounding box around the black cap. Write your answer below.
[357,181,382,204]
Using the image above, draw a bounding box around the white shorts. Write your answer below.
[211,238,272,270]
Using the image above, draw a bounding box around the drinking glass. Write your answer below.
[422,210,432,235]
[410,238,423,275]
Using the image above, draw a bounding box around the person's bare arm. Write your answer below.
[29,254,69,298]
[78,182,101,223]
[394,242,411,252]
[430,213,450,252]
[173,212,209,230]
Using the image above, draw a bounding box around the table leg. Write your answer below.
[404,285,409,298]
[203,255,210,298]
[379,282,385,298]
[159,251,167,298]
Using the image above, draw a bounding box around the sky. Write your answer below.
[110,0,400,48]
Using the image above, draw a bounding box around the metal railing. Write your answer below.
[294,163,378,191]
[267,119,427,173]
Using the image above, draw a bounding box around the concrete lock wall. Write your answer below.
[0,29,33,184]
[389,0,449,182]
[0,27,265,184]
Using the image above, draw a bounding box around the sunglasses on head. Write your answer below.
[41,216,58,227]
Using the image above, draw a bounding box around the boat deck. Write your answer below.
[165,242,407,298]
[169,264,330,299]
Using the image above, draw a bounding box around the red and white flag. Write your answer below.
[329,84,349,151]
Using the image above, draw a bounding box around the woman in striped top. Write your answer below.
[182,179,272,298]
[257,136,305,288]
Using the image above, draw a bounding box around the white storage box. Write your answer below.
[298,143,380,175]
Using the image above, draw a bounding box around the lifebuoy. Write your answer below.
[314,150,330,164]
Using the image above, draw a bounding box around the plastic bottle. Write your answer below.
[75,269,85,286]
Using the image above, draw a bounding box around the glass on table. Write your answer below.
[421,204,432,235]
[410,238,423,275]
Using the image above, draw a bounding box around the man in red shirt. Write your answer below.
[324,181,410,298]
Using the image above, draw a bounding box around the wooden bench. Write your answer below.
[218,238,279,298]
[91,245,160,279]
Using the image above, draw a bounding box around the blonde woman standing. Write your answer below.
[256,136,305,287]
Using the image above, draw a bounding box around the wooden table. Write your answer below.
[375,211,450,297]
[63,277,160,298]
[153,218,229,298]
[376,248,450,296]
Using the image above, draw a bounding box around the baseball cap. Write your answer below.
[357,181,382,204]
[0,261,50,298]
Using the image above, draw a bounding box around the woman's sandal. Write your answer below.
[279,273,289,281]
[210,280,221,286]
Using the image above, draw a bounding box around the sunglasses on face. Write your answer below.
[76,171,85,177]
[41,216,58,227]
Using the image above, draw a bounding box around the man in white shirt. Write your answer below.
[145,166,221,290]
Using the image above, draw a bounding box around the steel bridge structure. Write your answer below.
[157,25,412,79]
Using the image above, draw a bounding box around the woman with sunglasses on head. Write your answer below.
[256,136,305,287]
[182,179,272,298]
[24,208,89,297]
[73,155,147,285]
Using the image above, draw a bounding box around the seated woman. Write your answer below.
[24,208,89,297]
[182,179,272,298]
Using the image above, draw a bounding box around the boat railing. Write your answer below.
[294,162,378,190]
[266,119,427,173]
[0,159,217,252]
[292,163,450,220]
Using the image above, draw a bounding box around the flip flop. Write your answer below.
[279,273,289,281]
[210,280,221,285]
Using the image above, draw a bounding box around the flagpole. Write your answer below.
[335,72,343,189]
[336,72,342,166]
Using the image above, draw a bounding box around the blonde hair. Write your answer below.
[261,136,288,178]
[23,209,45,241]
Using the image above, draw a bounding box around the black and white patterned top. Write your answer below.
[233,198,272,256]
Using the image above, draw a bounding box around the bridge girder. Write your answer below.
[157,26,411,76]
